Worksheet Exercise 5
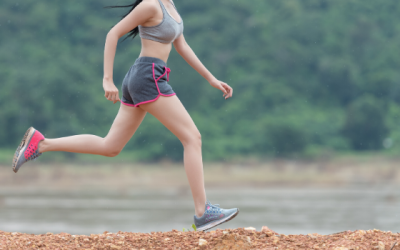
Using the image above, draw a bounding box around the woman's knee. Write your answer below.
[181,130,202,148]
[100,139,123,157]
[103,148,121,157]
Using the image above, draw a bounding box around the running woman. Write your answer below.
[12,0,238,231]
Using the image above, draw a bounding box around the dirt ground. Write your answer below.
[1,227,399,250]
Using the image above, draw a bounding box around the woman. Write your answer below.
[12,0,238,231]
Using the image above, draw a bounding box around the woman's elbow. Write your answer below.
[107,29,121,40]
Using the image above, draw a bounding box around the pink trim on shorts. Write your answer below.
[127,63,175,108]
[160,93,176,97]
[121,100,137,107]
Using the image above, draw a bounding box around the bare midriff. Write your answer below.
[138,38,172,64]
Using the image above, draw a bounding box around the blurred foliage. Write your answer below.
[1,0,399,161]
[342,96,388,150]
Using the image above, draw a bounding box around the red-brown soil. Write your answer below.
[1,227,399,250]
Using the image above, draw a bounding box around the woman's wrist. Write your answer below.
[103,75,113,81]
[207,77,218,83]
[206,74,217,83]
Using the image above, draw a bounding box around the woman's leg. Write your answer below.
[139,96,206,218]
[38,104,147,157]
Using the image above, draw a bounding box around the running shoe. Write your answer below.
[12,127,45,173]
[194,200,239,231]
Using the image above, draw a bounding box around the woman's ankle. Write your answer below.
[38,139,47,153]
[195,204,205,218]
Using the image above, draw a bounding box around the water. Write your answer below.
[0,187,399,235]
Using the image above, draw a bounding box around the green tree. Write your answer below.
[342,96,388,150]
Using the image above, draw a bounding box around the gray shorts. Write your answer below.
[121,56,175,107]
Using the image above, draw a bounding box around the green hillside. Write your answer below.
[1,0,399,161]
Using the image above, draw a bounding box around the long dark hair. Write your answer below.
[105,0,144,40]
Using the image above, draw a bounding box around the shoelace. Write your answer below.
[206,201,222,214]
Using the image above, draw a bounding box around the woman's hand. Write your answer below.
[103,78,121,104]
[209,79,233,99]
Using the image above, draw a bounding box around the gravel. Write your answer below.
[1,228,399,249]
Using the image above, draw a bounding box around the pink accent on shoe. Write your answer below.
[24,130,45,159]
[132,63,176,107]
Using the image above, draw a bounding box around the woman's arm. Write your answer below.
[103,1,157,104]
[173,35,233,99]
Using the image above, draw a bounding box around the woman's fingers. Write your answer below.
[112,92,119,104]
[105,90,120,103]
[221,83,233,99]
[113,93,121,104]
[220,85,228,95]
[103,80,120,103]
[209,79,233,99]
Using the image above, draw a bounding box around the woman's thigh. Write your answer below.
[105,104,147,150]
[138,96,200,145]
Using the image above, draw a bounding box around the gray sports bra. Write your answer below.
[138,0,184,44]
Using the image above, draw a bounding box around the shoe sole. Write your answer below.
[197,208,240,231]
[12,127,35,173]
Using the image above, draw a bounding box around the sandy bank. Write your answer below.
[1,228,399,249]
[2,155,400,191]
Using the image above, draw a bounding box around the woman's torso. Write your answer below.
[138,0,183,63]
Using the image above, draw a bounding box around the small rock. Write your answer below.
[357,230,366,235]
[199,239,207,246]
[244,227,256,231]
[334,248,349,250]
[246,236,251,243]
[307,233,316,239]
[262,226,277,237]
[164,238,170,241]
[106,236,113,240]
[375,241,385,250]
[223,231,229,235]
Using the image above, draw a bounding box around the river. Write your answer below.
[0,186,399,235]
